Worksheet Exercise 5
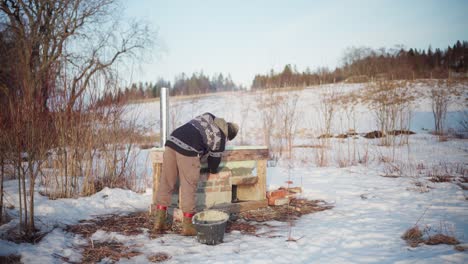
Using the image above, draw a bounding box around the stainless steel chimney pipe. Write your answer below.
[160,87,169,147]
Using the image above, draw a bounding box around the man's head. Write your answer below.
[214,118,239,141]
[227,122,239,141]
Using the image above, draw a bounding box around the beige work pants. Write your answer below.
[155,146,201,213]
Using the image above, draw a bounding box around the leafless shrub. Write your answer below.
[170,100,184,135]
[256,89,281,159]
[382,162,402,178]
[362,81,414,154]
[431,80,455,135]
[459,110,468,132]
[277,93,300,159]
[314,138,329,167]
[0,0,152,235]
[318,88,339,137]
[357,143,370,165]
[239,95,252,145]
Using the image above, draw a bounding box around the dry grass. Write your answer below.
[147,252,172,262]
[66,212,152,238]
[62,199,333,262]
[402,225,460,248]
[226,221,258,235]
[81,241,141,263]
[425,234,460,245]
[402,226,423,247]
[239,198,333,222]
[429,175,453,183]
[2,228,49,244]
[408,180,432,193]
[0,255,21,264]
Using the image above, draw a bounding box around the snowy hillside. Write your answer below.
[1,81,467,263]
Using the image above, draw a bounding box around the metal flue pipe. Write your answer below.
[160,87,169,147]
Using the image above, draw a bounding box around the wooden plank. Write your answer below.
[211,200,268,213]
[236,159,267,201]
[150,151,164,164]
[221,148,269,162]
[152,163,162,206]
[150,148,269,164]
[231,175,258,185]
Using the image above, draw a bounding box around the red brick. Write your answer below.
[268,196,290,206]
[205,187,220,192]
[220,186,232,192]
[218,171,232,179]
[207,174,219,181]
[266,189,288,199]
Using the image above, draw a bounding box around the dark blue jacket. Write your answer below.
[165,113,226,173]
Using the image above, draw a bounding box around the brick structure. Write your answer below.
[150,146,268,217]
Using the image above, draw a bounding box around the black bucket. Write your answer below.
[192,210,229,245]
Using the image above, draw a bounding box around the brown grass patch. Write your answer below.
[425,234,460,245]
[148,252,172,262]
[454,244,468,251]
[429,175,453,183]
[402,226,424,247]
[0,255,21,264]
[2,228,49,244]
[226,221,258,235]
[66,212,152,238]
[293,144,327,149]
[460,176,468,183]
[63,199,332,261]
[81,241,141,263]
[402,225,461,248]
[240,198,333,222]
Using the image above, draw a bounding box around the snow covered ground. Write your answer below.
[1,82,467,263]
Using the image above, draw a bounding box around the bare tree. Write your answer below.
[0,0,152,236]
[365,80,414,148]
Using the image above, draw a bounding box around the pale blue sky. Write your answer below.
[124,0,468,87]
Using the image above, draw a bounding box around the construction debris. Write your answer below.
[266,186,303,206]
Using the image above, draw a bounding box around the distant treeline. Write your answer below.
[252,40,467,90]
[99,72,243,104]
[99,40,468,105]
